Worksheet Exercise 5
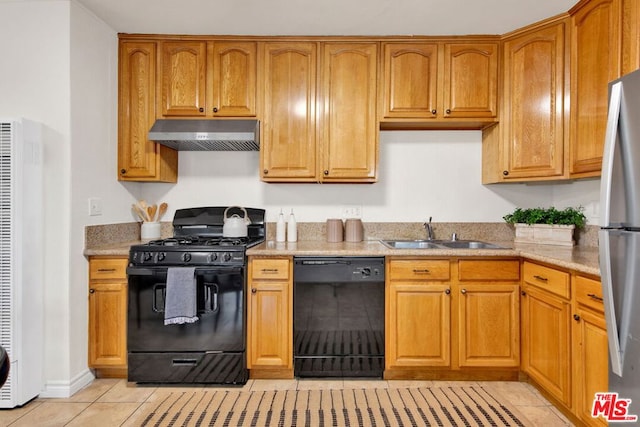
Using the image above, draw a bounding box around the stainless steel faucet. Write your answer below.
[423,217,434,240]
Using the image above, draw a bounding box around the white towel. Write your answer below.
[164,267,199,325]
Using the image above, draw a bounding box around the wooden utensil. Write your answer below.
[148,205,158,222]
[157,202,168,222]
[132,204,147,222]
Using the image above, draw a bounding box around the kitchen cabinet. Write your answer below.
[159,40,257,117]
[569,0,621,177]
[260,42,378,182]
[521,261,572,407]
[621,0,640,74]
[386,259,452,368]
[246,256,293,378]
[483,17,569,183]
[456,259,520,368]
[88,257,128,376]
[259,42,318,181]
[321,42,378,182]
[386,258,520,376]
[572,275,608,427]
[380,41,498,128]
[118,40,178,182]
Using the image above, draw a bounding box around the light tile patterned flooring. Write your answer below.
[0,378,574,426]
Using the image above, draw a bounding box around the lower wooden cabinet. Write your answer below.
[246,256,293,377]
[572,275,608,427]
[386,257,520,376]
[88,256,128,372]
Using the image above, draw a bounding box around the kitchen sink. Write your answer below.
[380,240,445,249]
[380,239,505,250]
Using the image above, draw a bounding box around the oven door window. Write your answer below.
[127,267,245,352]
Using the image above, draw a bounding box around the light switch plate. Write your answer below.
[88,197,102,216]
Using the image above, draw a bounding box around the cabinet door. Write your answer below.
[88,281,127,367]
[386,282,451,368]
[118,41,178,182]
[321,43,378,182]
[501,22,567,180]
[260,42,318,181]
[160,41,207,117]
[570,0,621,177]
[458,283,519,367]
[247,280,291,368]
[443,43,498,118]
[573,306,608,426]
[209,42,257,117]
[621,0,640,74]
[521,286,572,406]
[381,43,438,119]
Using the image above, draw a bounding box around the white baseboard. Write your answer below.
[39,369,95,398]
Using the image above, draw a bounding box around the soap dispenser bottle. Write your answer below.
[287,209,297,242]
[276,209,286,242]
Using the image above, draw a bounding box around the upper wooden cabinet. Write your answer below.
[321,43,378,182]
[483,18,569,183]
[621,0,640,74]
[118,41,178,182]
[569,0,621,177]
[380,41,499,128]
[259,42,318,181]
[159,41,257,117]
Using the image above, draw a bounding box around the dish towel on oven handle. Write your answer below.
[164,267,199,325]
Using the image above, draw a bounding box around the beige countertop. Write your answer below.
[83,239,600,277]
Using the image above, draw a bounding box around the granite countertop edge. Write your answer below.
[85,239,600,277]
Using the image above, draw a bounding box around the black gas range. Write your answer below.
[126,206,265,385]
[129,206,265,267]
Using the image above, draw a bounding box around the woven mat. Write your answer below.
[131,386,531,426]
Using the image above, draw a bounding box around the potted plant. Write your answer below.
[503,206,587,246]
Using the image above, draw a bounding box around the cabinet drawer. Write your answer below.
[251,259,290,280]
[574,275,604,312]
[388,259,450,281]
[89,258,128,280]
[458,259,520,281]
[523,262,569,299]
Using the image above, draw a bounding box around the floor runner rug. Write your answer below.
[131,386,531,427]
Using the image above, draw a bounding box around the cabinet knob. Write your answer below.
[213,107,218,113]
[263,169,268,175]
[199,107,204,113]
[445,109,451,114]
[120,169,127,175]
[445,289,451,295]
[251,288,257,294]
[503,170,509,176]
[461,289,467,294]
[89,289,95,294]
[431,109,437,115]
[573,314,581,321]
[324,170,329,175]
[521,291,526,296]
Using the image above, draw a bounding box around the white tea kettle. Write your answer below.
[223,206,251,237]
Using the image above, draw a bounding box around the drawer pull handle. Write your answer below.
[533,275,548,282]
[587,293,603,302]
[261,268,279,274]
[413,269,430,274]
[97,268,117,273]
[461,289,467,294]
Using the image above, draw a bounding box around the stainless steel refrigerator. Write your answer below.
[599,68,640,423]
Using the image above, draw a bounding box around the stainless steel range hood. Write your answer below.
[148,119,259,151]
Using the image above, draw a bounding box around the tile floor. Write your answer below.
[0,378,574,426]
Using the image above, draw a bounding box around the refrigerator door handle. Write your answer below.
[599,230,624,376]
[599,81,622,227]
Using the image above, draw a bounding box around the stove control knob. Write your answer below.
[222,252,232,262]
[208,253,218,263]
[143,252,153,262]
[361,267,371,277]
[182,253,192,262]
[157,252,166,262]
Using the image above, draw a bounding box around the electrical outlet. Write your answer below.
[88,197,102,216]
[341,205,362,218]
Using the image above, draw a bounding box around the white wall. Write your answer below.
[0,0,138,397]
[140,131,600,226]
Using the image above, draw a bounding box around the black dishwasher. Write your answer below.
[293,257,385,378]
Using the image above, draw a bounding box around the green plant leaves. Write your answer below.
[503,206,586,228]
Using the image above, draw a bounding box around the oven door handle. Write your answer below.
[127,266,244,276]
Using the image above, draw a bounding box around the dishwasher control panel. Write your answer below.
[293,257,385,283]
